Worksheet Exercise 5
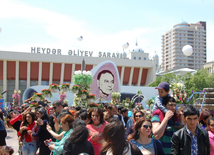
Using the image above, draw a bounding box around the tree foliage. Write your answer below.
[149,69,214,104]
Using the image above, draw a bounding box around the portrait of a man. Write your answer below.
[97,70,114,97]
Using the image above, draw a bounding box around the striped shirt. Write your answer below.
[151,115,177,155]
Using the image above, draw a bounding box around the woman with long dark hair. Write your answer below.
[18,112,38,155]
[30,108,52,155]
[101,120,142,155]
[86,107,108,155]
[128,118,165,155]
[126,110,145,138]
[199,108,212,130]
[63,120,94,155]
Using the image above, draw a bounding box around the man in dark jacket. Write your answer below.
[171,104,210,155]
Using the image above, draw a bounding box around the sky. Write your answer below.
[0,0,214,62]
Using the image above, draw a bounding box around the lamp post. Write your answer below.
[81,59,85,72]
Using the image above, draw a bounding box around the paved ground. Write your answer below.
[6,128,19,155]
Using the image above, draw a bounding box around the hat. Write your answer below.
[155,82,169,90]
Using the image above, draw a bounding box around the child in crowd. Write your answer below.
[152,82,180,123]
[152,82,171,121]
[0,146,14,155]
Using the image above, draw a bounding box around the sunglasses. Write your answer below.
[53,107,57,109]
[143,125,152,129]
[135,115,143,118]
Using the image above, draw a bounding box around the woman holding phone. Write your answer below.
[44,114,74,155]
[30,108,52,155]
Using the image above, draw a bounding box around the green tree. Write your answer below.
[149,69,214,104]
[149,76,162,87]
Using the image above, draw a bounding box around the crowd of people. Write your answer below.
[0,82,213,155]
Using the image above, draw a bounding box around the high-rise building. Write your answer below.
[161,21,206,71]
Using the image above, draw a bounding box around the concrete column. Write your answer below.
[128,67,134,86]
[60,63,65,84]
[71,64,76,84]
[38,62,42,85]
[137,68,143,86]
[120,66,125,85]
[3,60,7,100]
[15,61,19,90]
[49,62,53,85]
[27,61,31,88]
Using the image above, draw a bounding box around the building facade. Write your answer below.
[204,61,214,74]
[161,21,206,71]
[0,50,156,102]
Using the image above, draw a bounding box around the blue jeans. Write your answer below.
[22,141,37,155]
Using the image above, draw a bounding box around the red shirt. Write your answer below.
[10,114,22,125]
[18,121,38,142]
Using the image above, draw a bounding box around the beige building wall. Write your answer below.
[161,21,206,71]
[204,62,214,74]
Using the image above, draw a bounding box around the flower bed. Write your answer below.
[171,83,187,104]
[71,85,81,93]
[31,93,44,102]
[61,83,70,92]
[73,70,92,89]
[29,102,39,107]
[49,83,60,92]
[41,89,52,98]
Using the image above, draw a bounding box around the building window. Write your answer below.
[134,57,136,60]
[139,57,141,60]
[198,54,200,56]
[144,57,146,60]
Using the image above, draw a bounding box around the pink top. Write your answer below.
[86,121,108,155]
[208,131,214,155]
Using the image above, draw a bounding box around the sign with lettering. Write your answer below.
[31,47,127,59]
